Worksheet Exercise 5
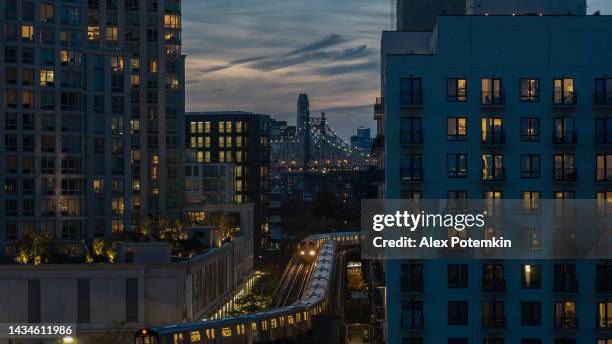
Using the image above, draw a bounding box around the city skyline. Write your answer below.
[183,0,612,139]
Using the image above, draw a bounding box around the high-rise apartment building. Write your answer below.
[185,112,271,251]
[0,0,184,256]
[379,1,611,343]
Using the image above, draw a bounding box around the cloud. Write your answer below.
[284,34,347,57]
[251,45,371,71]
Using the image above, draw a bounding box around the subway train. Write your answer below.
[297,239,317,262]
[135,232,360,344]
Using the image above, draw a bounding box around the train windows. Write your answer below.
[172,333,184,344]
[251,322,257,331]
[236,324,245,335]
[280,316,285,327]
[296,313,301,322]
[271,319,278,329]
[304,311,309,320]
[262,320,268,331]
[205,329,215,340]
[288,315,295,325]
[221,327,232,337]
[190,331,201,343]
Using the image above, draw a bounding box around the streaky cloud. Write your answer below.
[284,34,347,57]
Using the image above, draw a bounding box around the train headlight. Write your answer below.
[300,250,305,255]
[309,250,316,256]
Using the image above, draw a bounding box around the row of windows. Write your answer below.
[399,154,612,182]
[400,117,612,145]
[189,121,246,134]
[401,299,611,329]
[399,77,612,105]
[400,263,612,292]
[4,219,125,241]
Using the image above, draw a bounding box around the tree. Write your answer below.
[15,230,53,265]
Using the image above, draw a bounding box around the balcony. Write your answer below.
[595,168,612,183]
[594,92,612,107]
[481,91,505,107]
[554,317,578,330]
[481,132,505,145]
[552,92,577,107]
[374,97,384,119]
[483,316,506,329]
[552,131,577,145]
[482,278,506,292]
[553,168,578,182]
[481,168,505,182]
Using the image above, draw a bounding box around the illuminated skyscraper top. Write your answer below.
[297,93,310,132]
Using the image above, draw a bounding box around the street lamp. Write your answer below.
[61,336,75,344]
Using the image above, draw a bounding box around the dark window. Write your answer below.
[401,300,424,329]
[401,264,423,292]
[521,264,541,289]
[448,264,468,288]
[400,117,423,144]
[596,265,612,292]
[520,78,540,102]
[521,302,541,325]
[448,338,468,344]
[595,78,612,105]
[483,301,505,328]
[448,301,468,325]
[400,78,423,105]
[554,340,575,344]
[401,190,422,200]
[447,78,467,102]
[595,117,612,144]
[403,338,423,344]
[483,264,505,291]
[483,339,503,344]
[400,154,422,181]
[520,155,541,178]
[448,117,467,141]
[554,264,578,292]
[522,340,541,344]
[553,118,576,144]
[448,191,468,200]
[447,154,468,178]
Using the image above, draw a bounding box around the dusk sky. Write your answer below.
[183,0,612,140]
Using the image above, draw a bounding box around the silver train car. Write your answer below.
[135,232,360,344]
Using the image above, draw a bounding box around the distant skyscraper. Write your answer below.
[350,126,372,150]
[297,93,310,132]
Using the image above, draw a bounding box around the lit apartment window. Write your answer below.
[60,199,82,216]
[520,78,540,102]
[597,302,612,329]
[112,198,124,215]
[553,117,576,144]
[447,78,467,102]
[22,90,34,109]
[400,78,423,105]
[520,118,540,142]
[481,117,504,144]
[149,59,158,73]
[40,3,55,22]
[595,78,612,105]
[400,117,422,144]
[521,192,540,215]
[481,154,504,181]
[448,264,468,288]
[521,264,541,289]
[595,340,610,344]
[21,25,34,41]
[483,263,505,292]
[553,78,576,104]
[481,78,503,104]
[596,154,612,182]
[111,56,124,72]
[400,154,422,181]
[93,180,103,195]
[87,26,100,41]
[553,154,577,181]
[520,154,541,179]
[596,117,612,144]
[401,300,424,329]
[401,264,423,291]
[482,301,505,328]
[112,220,124,234]
[447,154,468,178]
[164,14,181,28]
[106,26,118,42]
[521,301,541,325]
[554,301,577,329]
[554,264,578,292]
[40,69,54,87]
[447,117,467,141]
[448,301,468,325]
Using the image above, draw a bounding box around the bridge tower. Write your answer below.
[297,94,311,167]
